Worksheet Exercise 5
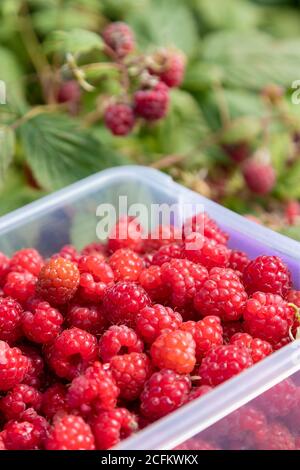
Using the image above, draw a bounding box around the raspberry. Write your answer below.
[183,212,229,246]
[0,341,29,391]
[136,304,182,344]
[285,200,300,225]
[256,422,295,450]
[254,379,298,418]
[161,258,208,309]
[66,361,119,413]
[185,385,213,404]
[104,103,135,136]
[3,271,37,305]
[45,328,98,380]
[139,265,168,303]
[109,248,144,281]
[81,242,107,257]
[22,301,63,344]
[222,142,250,163]
[0,252,9,286]
[175,438,218,451]
[78,255,114,302]
[57,80,81,104]
[110,352,152,401]
[108,216,143,253]
[92,408,138,450]
[103,22,135,58]
[149,49,186,88]
[140,369,191,420]
[134,81,169,121]
[143,225,182,253]
[230,332,272,363]
[180,316,223,361]
[45,414,95,450]
[243,255,291,297]
[66,304,107,335]
[223,321,244,342]
[3,419,43,450]
[183,234,230,269]
[99,325,143,362]
[36,257,80,305]
[228,250,250,273]
[103,281,151,327]
[41,383,67,420]
[151,243,183,266]
[150,330,196,374]
[199,344,253,386]
[9,248,43,276]
[0,384,42,420]
[0,433,6,450]
[286,289,300,307]
[243,159,276,195]
[243,292,294,344]
[194,268,247,322]
[0,296,23,343]
[52,244,80,263]
[18,345,44,389]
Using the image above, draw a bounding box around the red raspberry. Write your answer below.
[134,81,169,121]
[194,268,247,322]
[228,250,250,273]
[104,103,135,136]
[3,416,47,450]
[183,212,229,246]
[285,200,300,225]
[140,369,191,420]
[223,321,244,342]
[109,248,144,281]
[78,255,114,302]
[36,257,80,305]
[149,49,186,88]
[0,384,42,420]
[243,255,291,297]
[66,361,119,413]
[81,242,107,257]
[108,216,143,253]
[110,352,152,401]
[139,265,169,303]
[92,408,138,450]
[254,379,298,418]
[151,243,183,266]
[99,325,143,363]
[272,335,291,350]
[0,252,9,286]
[9,248,43,276]
[185,385,213,403]
[243,292,294,344]
[143,225,182,253]
[136,304,182,344]
[150,330,196,374]
[161,258,208,309]
[66,304,107,335]
[199,344,253,386]
[103,281,151,327]
[286,289,300,307]
[18,345,44,389]
[52,244,80,263]
[175,438,218,450]
[41,383,67,420]
[103,22,135,58]
[22,301,63,344]
[0,433,6,450]
[57,80,81,104]
[0,297,23,343]
[256,422,295,450]
[243,159,276,195]
[45,414,95,450]
[45,327,98,380]
[222,142,250,163]
[180,316,223,361]
[0,341,29,391]
[3,271,37,305]
[230,332,272,363]
[183,233,230,269]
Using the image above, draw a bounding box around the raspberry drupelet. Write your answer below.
[99,325,143,363]
[136,304,182,344]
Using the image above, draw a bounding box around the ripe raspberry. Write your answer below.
[109,248,143,281]
[3,271,37,305]
[183,234,230,269]
[3,418,44,450]
[161,258,208,309]
[149,49,186,88]
[9,248,43,276]
[103,281,151,327]
[254,379,298,418]
[66,361,119,413]
[0,341,29,391]
[175,438,218,451]
[103,21,135,58]
[108,216,143,253]
[45,414,95,450]
[180,316,223,361]
[0,296,23,343]
[139,265,169,303]
[22,301,63,344]
[243,159,276,195]
[151,243,183,266]
[0,384,42,420]
[183,212,229,246]
[0,252,9,286]
[52,244,80,263]
[256,422,295,450]
[104,103,135,136]
[134,81,169,121]
[99,325,143,362]
[136,304,182,344]
[0,433,6,450]
[57,80,81,104]
[286,289,300,307]
[18,345,44,389]
[81,242,107,257]
[185,385,213,404]
[36,257,80,305]
[228,250,250,273]
[243,292,294,344]
[272,335,291,350]
[199,344,253,386]
[230,332,272,363]
[41,383,67,420]
[45,328,98,380]
[150,330,196,374]
[143,225,182,253]
[78,255,114,302]
[140,369,191,420]
[92,408,138,450]
[194,268,247,322]
[243,255,291,297]
[223,321,244,342]
[66,304,107,335]
[110,352,152,401]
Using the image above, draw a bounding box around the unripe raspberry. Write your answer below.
[104,103,135,136]
[134,81,169,121]
[150,330,196,374]
[103,22,135,58]
[57,80,81,104]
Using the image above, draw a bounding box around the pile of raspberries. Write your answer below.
[0,212,299,450]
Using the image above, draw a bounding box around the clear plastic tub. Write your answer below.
[1,165,300,450]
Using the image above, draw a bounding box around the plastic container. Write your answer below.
[1,165,300,450]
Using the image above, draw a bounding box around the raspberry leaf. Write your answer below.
[0,126,15,184]
[44,29,104,57]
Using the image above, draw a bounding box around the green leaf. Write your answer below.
[279,226,300,242]
[19,113,128,191]
[44,29,104,56]
[32,5,100,34]
[276,159,300,199]
[0,126,15,184]
[0,46,26,110]
[269,132,293,174]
